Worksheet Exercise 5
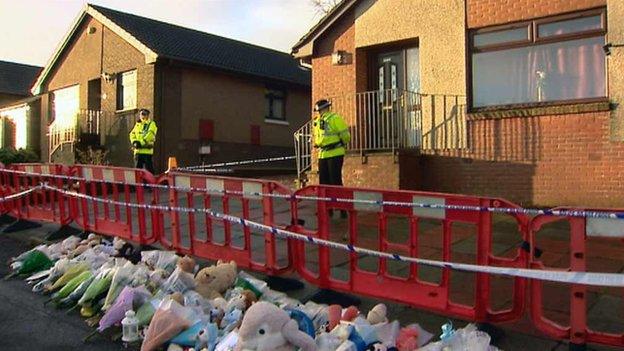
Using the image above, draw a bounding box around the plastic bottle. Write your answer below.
[121,310,140,342]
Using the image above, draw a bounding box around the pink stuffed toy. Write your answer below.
[396,325,419,351]
[327,305,360,331]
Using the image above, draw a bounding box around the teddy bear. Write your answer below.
[235,301,317,351]
[225,289,257,312]
[194,260,237,300]
[326,305,360,332]
[177,255,196,273]
[161,256,197,294]
[367,304,388,325]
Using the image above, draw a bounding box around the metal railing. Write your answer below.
[331,89,423,152]
[48,114,77,160]
[293,120,312,183]
[49,109,113,160]
[293,89,467,182]
[78,109,102,135]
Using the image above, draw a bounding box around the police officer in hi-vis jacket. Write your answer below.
[129,108,157,174]
[313,99,351,217]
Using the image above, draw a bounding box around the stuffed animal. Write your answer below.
[68,234,102,258]
[367,304,388,325]
[327,305,360,331]
[396,326,419,351]
[194,260,237,300]
[235,301,317,351]
[226,289,257,312]
[177,255,196,274]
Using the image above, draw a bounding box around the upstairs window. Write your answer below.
[117,70,137,111]
[470,9,607,108]
[265,89,285,120]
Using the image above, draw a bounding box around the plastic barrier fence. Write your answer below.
[70,165,159,245]
[0,164,72,226]
[530,208,624,348]
[5,162,624,349]
[290,184,530,323]
[162,171,294,275]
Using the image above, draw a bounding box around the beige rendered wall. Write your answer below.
[179,67,310,147]
[354,0,466,96]
[352,0,468,149]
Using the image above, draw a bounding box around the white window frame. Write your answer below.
[117,70,137,111]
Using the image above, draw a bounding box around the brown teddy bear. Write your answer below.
[194,260,237,300]
[177,255,196,274]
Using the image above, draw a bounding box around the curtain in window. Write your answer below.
[473,36,605,107]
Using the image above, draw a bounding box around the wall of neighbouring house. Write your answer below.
[159,64,310,168]
[41,16,155,167]
[0,99,41,154]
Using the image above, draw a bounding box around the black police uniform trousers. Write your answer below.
[135,154,155,174]
[318,155,344,186]
[318,155,347,219]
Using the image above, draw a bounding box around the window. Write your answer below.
[470,9,606,108]
[50,85,79,126]
[116,70,137,111]
[265,89,285,120]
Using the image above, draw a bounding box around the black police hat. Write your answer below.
[314,99,332,112]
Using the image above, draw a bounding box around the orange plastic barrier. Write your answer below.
[290,184,530,323]
[2,163,72,226]
[70,165,159,245]
[162,171,294,274]
[6,162,624,349]
[530,208,624,348]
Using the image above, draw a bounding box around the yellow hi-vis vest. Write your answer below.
[129,120,157,155]
[313,111,351,159]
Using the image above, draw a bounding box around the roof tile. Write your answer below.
[91,4,310,86]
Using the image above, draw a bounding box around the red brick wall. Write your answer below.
[312,10,357,103]
[342,154,399,189]
[421,111,624,207]
[310,1,623,207]
[467,0,606,28]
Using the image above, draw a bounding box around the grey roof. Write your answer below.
[90,4,310,87]
[0,60,42,96]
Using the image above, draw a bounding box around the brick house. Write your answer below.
[33,4,310,172]
[0,61,42,150]
[292,0,624,207]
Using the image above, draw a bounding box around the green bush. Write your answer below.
[0,148,39,165]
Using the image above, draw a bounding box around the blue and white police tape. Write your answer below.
[172,168,234,174]
[0,187,41,202]
[175,155,297,171]
[39,183,624,287]
[4,167,624,220]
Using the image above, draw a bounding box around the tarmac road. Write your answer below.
[0,234,120,351]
